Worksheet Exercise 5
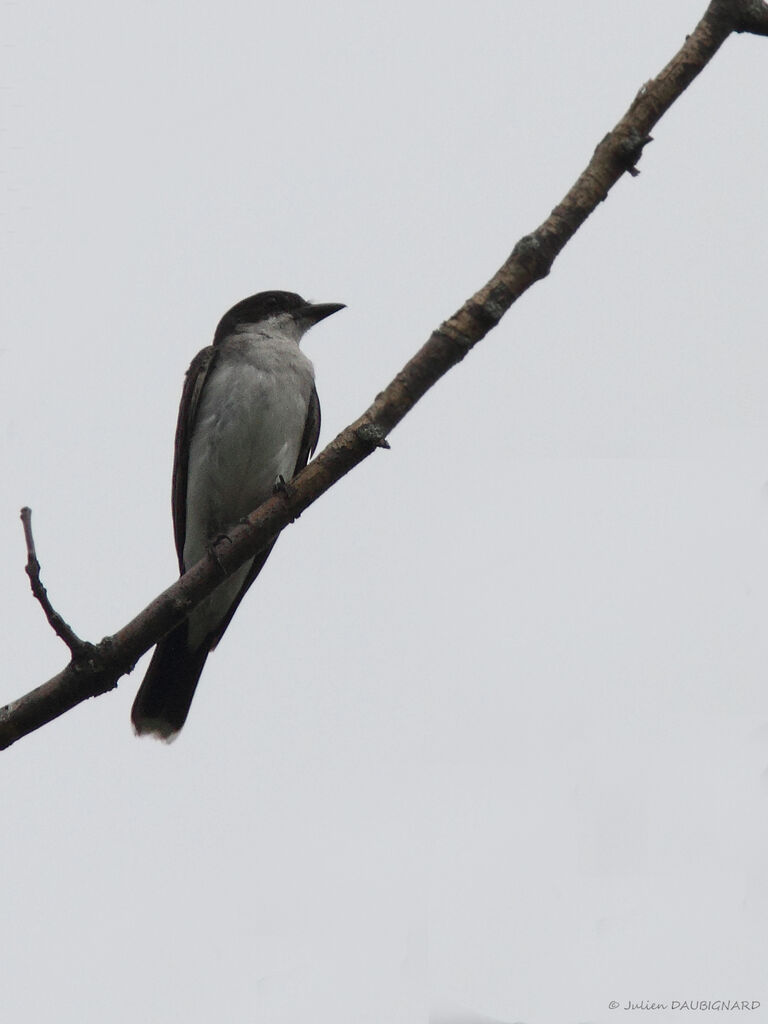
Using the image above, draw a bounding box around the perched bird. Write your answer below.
[131,290,345,739]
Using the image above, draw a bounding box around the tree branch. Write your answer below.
[20,507,91,659]
[2,0,765,750]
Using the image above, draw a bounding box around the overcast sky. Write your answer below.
[2,2,768,1022]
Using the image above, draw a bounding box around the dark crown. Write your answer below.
[213,291,308,344]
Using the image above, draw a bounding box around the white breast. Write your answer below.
[181,330,314,646]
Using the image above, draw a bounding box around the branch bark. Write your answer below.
[20,508,91,658]
[2,0,765,750]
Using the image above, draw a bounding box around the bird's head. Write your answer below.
[213,290,345,345]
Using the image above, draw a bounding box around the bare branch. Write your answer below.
[20,508,91,659]
[1,2,765,750]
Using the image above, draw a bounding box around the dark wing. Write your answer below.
[206,384,321,650]
[294,385,321,474]
[171,346,219,572]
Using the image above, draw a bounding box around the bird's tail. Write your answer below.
[131,624,210,740]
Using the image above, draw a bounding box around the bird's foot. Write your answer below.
[207,533,232,576]
[273,474,296,500]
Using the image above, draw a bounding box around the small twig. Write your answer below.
[20,507,90,659]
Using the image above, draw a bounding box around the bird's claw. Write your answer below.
[207,533,232,575]
[273,474,295,499]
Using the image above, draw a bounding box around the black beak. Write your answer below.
[301,302,346,328]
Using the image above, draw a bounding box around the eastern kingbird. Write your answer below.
[131,290,345,739]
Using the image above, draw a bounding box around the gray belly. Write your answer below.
[181,348,313,647]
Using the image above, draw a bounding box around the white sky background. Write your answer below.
[2,2,768,1022]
